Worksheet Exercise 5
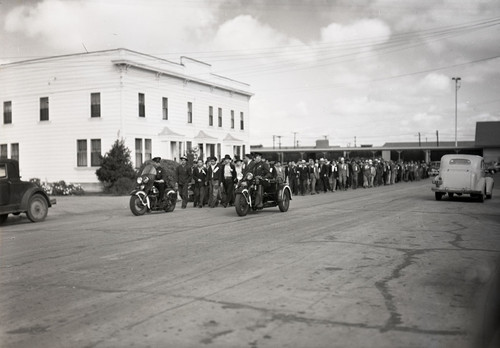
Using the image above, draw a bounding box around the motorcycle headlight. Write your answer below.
[143,176,150,183]
[245,173,254,180]
[240,181,248,187]
[136,177,143,184]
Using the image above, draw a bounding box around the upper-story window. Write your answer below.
[138,93,145,117]
[209,106,213,126]
[187,102,193,123]
[162,97,168,120]
[3,101,12,124]
[231,110,234,129]
[91,93,101,118]
[40,97,49,121]
[218,108,222,127]
[240,112,244,130]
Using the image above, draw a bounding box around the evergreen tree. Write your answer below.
[95,139,135,191]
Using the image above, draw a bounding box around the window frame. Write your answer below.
[90,139,101,167]
[218,107,222,127]
[77,139,88,167]
[90,93,101,118]
[40,97,49,121]
[209,106,213,126]
[162,97,168,120]
[3,101,12,124]
[187,102,193,123]
[138,93,145,117]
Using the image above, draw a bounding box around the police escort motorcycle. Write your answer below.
[129,159,177,216]
[234,172,291,216]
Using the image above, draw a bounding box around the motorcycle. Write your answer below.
[129,164,177,216]
[234,172,292,216]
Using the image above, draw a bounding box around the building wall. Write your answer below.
[0,49,251,188]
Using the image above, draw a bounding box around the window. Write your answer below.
[0,164,6,178]
[91,93,101,118]
[0,144,7,159]
[187,102,193,123]
[186,141,192,152]
[135,138,143,168]
[3,101,12,124]
[231,110,234,129]
[449,158,471,165]
[209,106,213,126]
[77,140,87,167]
[90,139,101,166]
[145,139,152,161]
[240,112,244,130]
[138,93,145,117]
[40,97,49,121]
[162,97,168,120]
[218,108,222,127]
[11,143,19,161]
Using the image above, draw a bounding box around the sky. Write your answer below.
[1,0,500,147]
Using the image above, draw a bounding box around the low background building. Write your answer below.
[0,48,252,191]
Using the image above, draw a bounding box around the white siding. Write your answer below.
[0,49,251,188]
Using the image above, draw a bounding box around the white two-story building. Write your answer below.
[0,48,252,191]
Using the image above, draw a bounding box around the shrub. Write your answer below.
[96,139,136,193]
[109,177,135,195]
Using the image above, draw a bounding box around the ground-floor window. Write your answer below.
[0,144,7,159]
[77,140,87,167]
[90,139,101,166]
[11,143,19,161]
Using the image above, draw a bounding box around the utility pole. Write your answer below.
[452,77,461,148]
[354,136,357,148]
[277,135,282,149]
[272,135,276,149]
[436,130,439,147]
[418,132,421,147]
[292,132,298,148]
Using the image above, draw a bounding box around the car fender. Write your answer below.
[240,188,251,206]
[132,190,150,209]
[485,177,494,196]
[19,187,53,211]
[279,185,292,202]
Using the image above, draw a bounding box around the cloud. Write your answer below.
[4,0,216,53]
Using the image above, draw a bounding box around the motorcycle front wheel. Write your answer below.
[165,195,177,212]
[235,193,250,216]
[130,195,148,216]
[278,190,290,212]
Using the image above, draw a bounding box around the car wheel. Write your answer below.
[0,214,8,224]
[435,192,443,201]
[26,194,49,222]
[448,193,454,199]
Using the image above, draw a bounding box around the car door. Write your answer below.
[0,163,11,206]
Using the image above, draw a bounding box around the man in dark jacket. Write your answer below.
[253,153,271,208]
[220,154,237,207]
[176,155,192,209]
[192,159,207,208]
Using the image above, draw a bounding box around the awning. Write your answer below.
[158,127,184,140]
[194,130,218,141]
[223,133,243,143]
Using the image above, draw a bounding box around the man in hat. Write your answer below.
[338,157,349,191]
[220,154,236,207]
[207,156,221,208]
[192,158,207,208]
[242,153,255,177]
[252,152,271,208]
[234,157,244,182]
[176,155,192,208]
[319,158,331,193]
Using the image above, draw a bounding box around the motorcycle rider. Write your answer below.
[252,152,271,209]
[151,157,166,204]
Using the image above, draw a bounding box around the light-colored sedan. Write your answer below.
[432,154,494,202]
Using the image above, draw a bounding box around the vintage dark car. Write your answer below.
[0,159,56,224]
[432,154,494,202]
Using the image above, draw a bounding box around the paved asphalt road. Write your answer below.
[1,177,500,348]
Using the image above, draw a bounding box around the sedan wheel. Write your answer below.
[26,194,48,222]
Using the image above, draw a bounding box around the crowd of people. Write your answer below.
[153,153,432,209]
